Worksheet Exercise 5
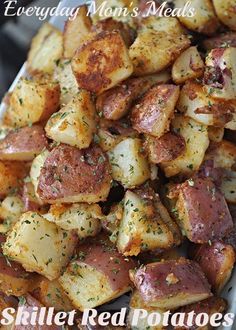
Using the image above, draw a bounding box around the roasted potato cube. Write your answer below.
[128,290,166,330]
[45,91,96,149]
[4,78,60,128]
[208,126,224,142]
[177,80,234,126]
[3,212,77,280]
[206,140,236,170]
[160,115,209,177]
[96,73,170,121]
[174,0,219,35]
[37,144,111,204]
[108,138,150,188]
[130,258,212,310]
[192,242,235,293]
[145,132,186,164]
[59,241,136,311]
[72,31,133,94]
[174,297,227,330]
[213,0,236,31]
[27,22,63,75]
[0,125,48,161]
[44,203,102,239]
[202,32,236,51]
[54,59,79,105]
[131,85,179,138]
[129,17,190,75]
[221,172,236,204]
[175,178,233,243]
[204,48,236,100]
[63,6,92,58]
[0,196,23,231]
[117,190,174,256]
[172,46,204,84]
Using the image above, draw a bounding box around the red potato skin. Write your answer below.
[74,241,136,292]
[202,32,236,50]
[177,178,233,243]
[145,132,186,163]
[13,294,62,330]
[131,84,179,136]
[224,204,236,251]
[0,125,48,161]
[191,242,235,293]
[130,258,211,304]
[37,144,111,202]
[22,182,42,212]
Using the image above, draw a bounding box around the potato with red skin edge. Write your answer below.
[175,177,233,244]
[224,204,236,251]
[213,0,236,31]
[13,294,62,330]
[174,296,227,330]
[145,132,186,164]
[72,31,133,94]
[205,140,236,170]
[131,85,180,138]
[22,182,43,212]
[130,258,212,310]
[0,125,48,161]
[59,240,136,311]
[191,242,235,294]
[202,32,236,51]
[0,235,39,296]
[63,6,92,59]
[4,78,60,128]
[37,144,111,204]
[96,73,170,121]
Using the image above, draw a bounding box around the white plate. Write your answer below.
[0,1,235,328]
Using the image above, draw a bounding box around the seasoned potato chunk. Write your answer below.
[0,125,48,161]
[213,0,236,31]
[206,140,236,170]
[108,138,150,188]
[37,144,111,204]
[202,32,236,51]
[129,17,190,75]
[130,258,212,310]
[0,196,23,230]
[208,126,224,142]
[72,31,133,94]
[204,48,236,100]
[4,78,60,128]
[22,182,43,212]
[192,242,235,293]
[63,6,92,58]
[27,23,63,75]
[174,0,219,35]
[160,115,209,177]
[3,212,77,280]
[131,85,179,138]
[45,91,96,149]
[59,240,136,311]
[175,178,233,243]
[117,190,174,256]
[44,203,102,239]
[172,46,204,84]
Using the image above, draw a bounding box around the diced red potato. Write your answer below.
[0,125,48,161]
[174,296,227,330]
[145,132,186,164]
[131,85,180,138]
[59,240,136,311]
[224,204,236,251]
[22,182,43,212]
[130,258,212,310]
[191,241,235,293]
[213,0,236,31]
[175,177,233,243]
[205,140,236,170]
[202,32,236,50]
[37,144,112,204]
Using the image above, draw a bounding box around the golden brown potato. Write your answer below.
[0,125,48,161]
[206,140,236,170]
[172,46,205,84]
[174,0,219,35]
[72,31,133,94]
[45,91,96,149]
[27,22,63,75]
[96,73,170,121]
[0,196,24,232]
[4,78,60,128]
[37,144,111,204]
[130,258,212,310]
[213,0,236,31]
[192,242,235,293]
[175,177,233,243]
[63,6,92,58]
[226,112,236,130]
[131,85,179,138]
[129,17,190,75]
[208,126,224,142]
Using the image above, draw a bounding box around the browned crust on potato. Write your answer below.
[202,32,236,50]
